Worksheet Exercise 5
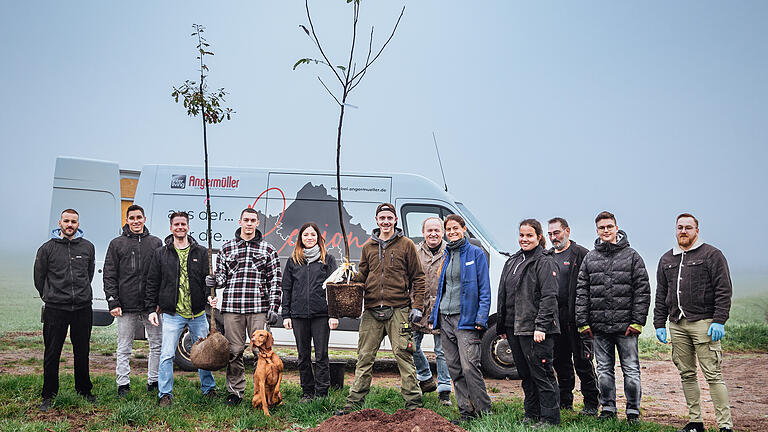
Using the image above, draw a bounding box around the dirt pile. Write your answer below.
[309,408,464,432]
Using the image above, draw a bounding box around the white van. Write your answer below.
[47,156,518,378]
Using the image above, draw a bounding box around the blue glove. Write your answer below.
[708,323,725,341]
[655,328,668,344]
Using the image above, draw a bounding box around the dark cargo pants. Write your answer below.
[552,322,599,410]
[440,314,492,417]
[508,333,561,425]
[346,306,422,409]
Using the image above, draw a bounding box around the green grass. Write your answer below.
[0,372,690,432]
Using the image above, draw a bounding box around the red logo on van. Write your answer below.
[187,175,240,190]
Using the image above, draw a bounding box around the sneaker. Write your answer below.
[598,411,617,420]
[203,389,217,399]
[419,378,437,393]
[39,397,53,412]
[676,423,705,432]
[225,394,242,406]
[579,406,599,416]
[147,382,158,393]
[300,393,314,402]
[117,384,130,398]
[438,391,452,406]
[158,394,172,407]
[627,413,640,425]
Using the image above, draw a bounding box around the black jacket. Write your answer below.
[654,240,732,327]
[497,245,560,336]
[34,230,95,311]
[575,231,651,334]
[549,241,589,325]
[281,254,337,319]
[103,224,163,312]
[145,235,209,315]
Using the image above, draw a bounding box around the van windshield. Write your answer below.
[455,202,510,253]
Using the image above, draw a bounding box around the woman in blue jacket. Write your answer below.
[281,222,337,401]
[429,214,492,423]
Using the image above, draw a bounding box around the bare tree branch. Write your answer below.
[349,5,405,84]
[304,0,345,87]
[349,26,375,92]
[344,1,360,89]
[318,76,342,106]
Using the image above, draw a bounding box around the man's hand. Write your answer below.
[625,325,642,337]
[207,296,217,308]
[408,308,422,323]
[328,318,339,330]
[283,318,292,330]
[110,307,122,317]
[267,310,280,326]
[580,326,593,339]
[148,312,160,327]
[655,328,668,344]
[708,323,725,341]
[205,275,216,288]
[533,330,546,343]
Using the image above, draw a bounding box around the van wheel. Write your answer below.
[174,327,197,372]
[480,323,519,379]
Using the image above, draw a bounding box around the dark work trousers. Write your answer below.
[552,322,599,410]
[292,316,331,397]
[42,306,93,398]
[507,333,561,425]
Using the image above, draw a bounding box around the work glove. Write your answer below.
[408,308,422,323]
[624,325,642,337]
[205,275,216,288]
[655,328,668,344]
[580,327,593,339]
[267,310,280,326]
[708,322,725,341]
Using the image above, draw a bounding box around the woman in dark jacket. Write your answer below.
[281,222,337,400]
[497,219,561,426]
[430,214,492,423]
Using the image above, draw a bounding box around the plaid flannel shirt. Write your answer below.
[215,233,282,314]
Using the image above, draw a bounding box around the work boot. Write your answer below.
[438,391,452,406]
[627,413,640,425]
[419,377,437,393]
[334,405,358,416]
[147,382,158,393]
[300,393,314,402]
[579,406,599,416]
[225,394,242,406]
[39,397,53,412]
[158,394,172,407]
[676,423,705,432]
[117,384,130,398]
[203,389,217,399]
[598,410,617,420]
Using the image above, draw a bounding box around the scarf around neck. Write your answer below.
[304,244,321,263]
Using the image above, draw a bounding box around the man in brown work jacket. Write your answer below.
[337,203,426,414]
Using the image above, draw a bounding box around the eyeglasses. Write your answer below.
[597,224,615,231]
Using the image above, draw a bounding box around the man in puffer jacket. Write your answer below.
[103,204,163,397]
[34,208,96,412]
[575,211,650,424]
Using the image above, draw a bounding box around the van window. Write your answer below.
[401,204,476,244]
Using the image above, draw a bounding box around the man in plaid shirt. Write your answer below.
[206,207,281,406]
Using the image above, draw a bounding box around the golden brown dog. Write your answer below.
[250,330,283,416]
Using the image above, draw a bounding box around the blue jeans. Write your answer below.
[158,313,216,398]
[593,332,641,415]
[413,331,452,393]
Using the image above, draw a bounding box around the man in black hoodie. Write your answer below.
[575,211,650,424]
[103,204,163,397]
[547,217,599,415]
[34,208,96,412]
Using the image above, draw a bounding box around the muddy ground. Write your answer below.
[2,331,766,431]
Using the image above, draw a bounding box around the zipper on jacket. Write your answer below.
[68,242,75,306]
[137,236,142,292]
[513,254,526,274]
[676,251,687,320]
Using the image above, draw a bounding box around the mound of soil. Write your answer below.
[309,408,464,432]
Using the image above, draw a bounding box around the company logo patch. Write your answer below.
[171,174,187,189]
[553,271,557,277]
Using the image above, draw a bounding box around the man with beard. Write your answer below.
[547,217,599,415]
[208,207,282,406]
[145,211,218,406]
[412,217,452,405]
[654,213,733,432]
[575,211,650,424]
[34,209,96,411]
[103,204,163,397]
[337,203,427,414]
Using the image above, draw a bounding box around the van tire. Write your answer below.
[173,314,227,372]
[480,323,519,379]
